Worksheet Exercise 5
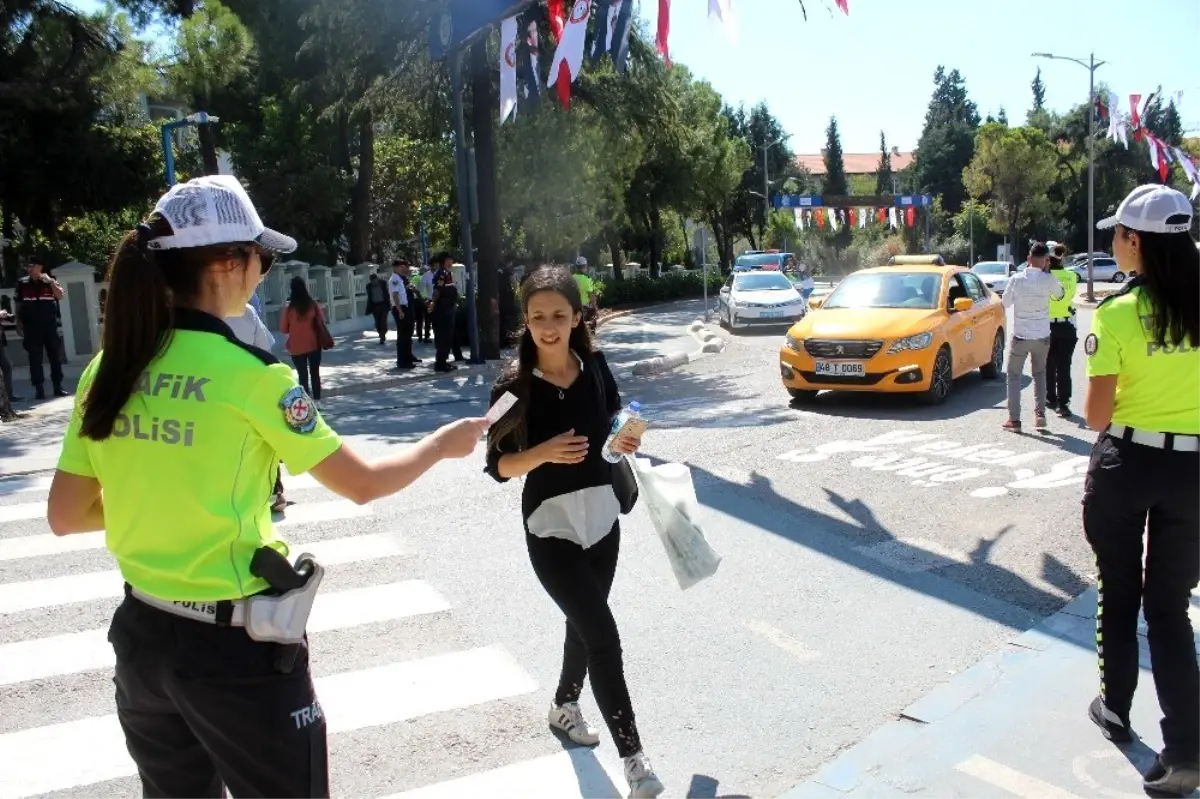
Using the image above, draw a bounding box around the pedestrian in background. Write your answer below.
[45,174,488,798]
[0,296,21,403]
[1046,242,1080,417]
[1081,184,1199,797]
[388,259,418,369]
[14,255,68,399]
[428,251,460,372]
[485,266,664,799]
[366,273,390,345]
[279,275,326,406]
[1001,242,1064,432]
[418,264,435,342]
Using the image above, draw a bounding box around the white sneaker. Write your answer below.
[547,702,601,746]
[623,752,664,798]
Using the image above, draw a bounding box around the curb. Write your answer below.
[626,318,727,377]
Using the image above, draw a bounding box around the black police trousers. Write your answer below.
[1082,432,1199,764]
[393,306,415,366]
[432,310,455,367]
[109,591,329,798]
[1045,320,1077,407]
[22,324,63,390]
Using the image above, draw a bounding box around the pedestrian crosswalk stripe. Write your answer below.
[0,503,48,524]
[953,754,1081,798]
[0,580,452,686]
[0,499,371,560]
[0,532,408,615]
[0,475,52,496]
[0,472,319,499]
[0,646,539,799]
[380,750,627,799]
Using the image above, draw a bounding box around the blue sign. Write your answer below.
[895,195,933,208]
[773,195,824,209]
[429,0,537,60]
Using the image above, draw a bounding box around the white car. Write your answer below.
[718,271,807,331]
[970,261,1013,296]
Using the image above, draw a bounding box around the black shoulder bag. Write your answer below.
[590,351,638,514]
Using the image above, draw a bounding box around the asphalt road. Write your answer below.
[0,302,1102,798]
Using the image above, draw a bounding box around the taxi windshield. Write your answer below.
[822,271,940,310]
[734,273,793,291]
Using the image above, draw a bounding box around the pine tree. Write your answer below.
[913,66,980,214]
[875,130,893,195]
[1031,68,1046,112]
[997,106,1008,126]
[822,116,848,198]
[1162,100,1184,146]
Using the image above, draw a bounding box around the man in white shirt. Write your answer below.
[388,259,418,369]
[418,264,435,342]
[1001,242,1065,432]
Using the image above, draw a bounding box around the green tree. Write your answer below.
[913,66,980,219]
[821,116,848,195]
[1031,68,1046,112]
[875,131,893,195]
[964,123,1059,262]
[997,107,1008,126]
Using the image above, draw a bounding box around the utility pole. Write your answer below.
[1033,50,1106,302]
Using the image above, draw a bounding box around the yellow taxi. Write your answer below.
[779,255,1006,405]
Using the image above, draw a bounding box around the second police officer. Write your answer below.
[1046,242,1080,417]
[1081,184,1199,797]
[46,175,488,798]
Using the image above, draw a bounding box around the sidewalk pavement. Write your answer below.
[780,587,1200,799]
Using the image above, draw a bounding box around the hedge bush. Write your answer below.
[596,271,725,307]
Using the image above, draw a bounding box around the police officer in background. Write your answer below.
[1081,184,1199,797]
[1045,242,1080,417]
[427,251,460,372]
[46,175,487,798]
[14,255,68,399]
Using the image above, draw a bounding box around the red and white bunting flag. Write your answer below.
[888,207,898,228]
[906,207,915,227]
[834,0,849,15]
[1129,94,1142,131]
[1175,147,1199,185]
[708,0,737,44]
[656,0,671,65]
[548,0,590,109]
[499,16,518,124]
[1146,135,1170,182]
[548,0,565,42]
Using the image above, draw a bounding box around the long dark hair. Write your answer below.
[288,276,315,316]
[489,266,595,451]
[1122,224,1200,347]
[80,214,254,440]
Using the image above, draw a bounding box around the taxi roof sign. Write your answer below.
[887,254,945,266]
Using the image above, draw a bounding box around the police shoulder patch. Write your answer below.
[280,385,318,433]
[1084,333,1099,356]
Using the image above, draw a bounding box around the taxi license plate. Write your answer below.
[814,361,866,376]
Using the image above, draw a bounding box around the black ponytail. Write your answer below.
[79,214,241,440]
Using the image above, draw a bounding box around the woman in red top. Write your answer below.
[279,276,327,404]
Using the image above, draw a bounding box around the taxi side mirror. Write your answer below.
[808,297,824,310]
[952,297,974,313]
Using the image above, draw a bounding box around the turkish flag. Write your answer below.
[548,0,590,110]
[656,0,671,65]
[906,207,915,227]
[548,0,565,41]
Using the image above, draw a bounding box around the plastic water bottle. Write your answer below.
[603,401,642,463]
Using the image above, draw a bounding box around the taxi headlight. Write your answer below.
[784,334,804,353]
[887,332,934,354]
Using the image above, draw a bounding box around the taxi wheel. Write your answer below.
[787,387,818,403]
[922,346,954,405]
[980,329,1004,379]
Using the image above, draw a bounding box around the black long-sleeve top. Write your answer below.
[485,349,622,548]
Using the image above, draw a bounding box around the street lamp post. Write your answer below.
[160,112,220,188]
[761,134,791,244]
[1032,51,1106,302]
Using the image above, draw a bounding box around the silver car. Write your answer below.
[970,261,1013,296]
[1070,256,1133,283]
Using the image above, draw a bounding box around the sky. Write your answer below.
[68,0,1200,157]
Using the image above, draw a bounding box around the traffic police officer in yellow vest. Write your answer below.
[46,175,488,799]
[1045,242,1080,417]
[1081,184,1199,797]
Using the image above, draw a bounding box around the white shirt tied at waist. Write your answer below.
[1001,266,1065,340]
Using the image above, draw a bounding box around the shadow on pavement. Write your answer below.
[637,450,1090,644]
[685,773,751,798]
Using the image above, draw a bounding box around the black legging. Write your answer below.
[525,526,641,758]
[1046,321,1077,407]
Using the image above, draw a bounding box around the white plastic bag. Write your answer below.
[632,457,722,590]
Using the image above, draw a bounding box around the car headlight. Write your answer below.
[784,334,804,353]
[887,332,934,354]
